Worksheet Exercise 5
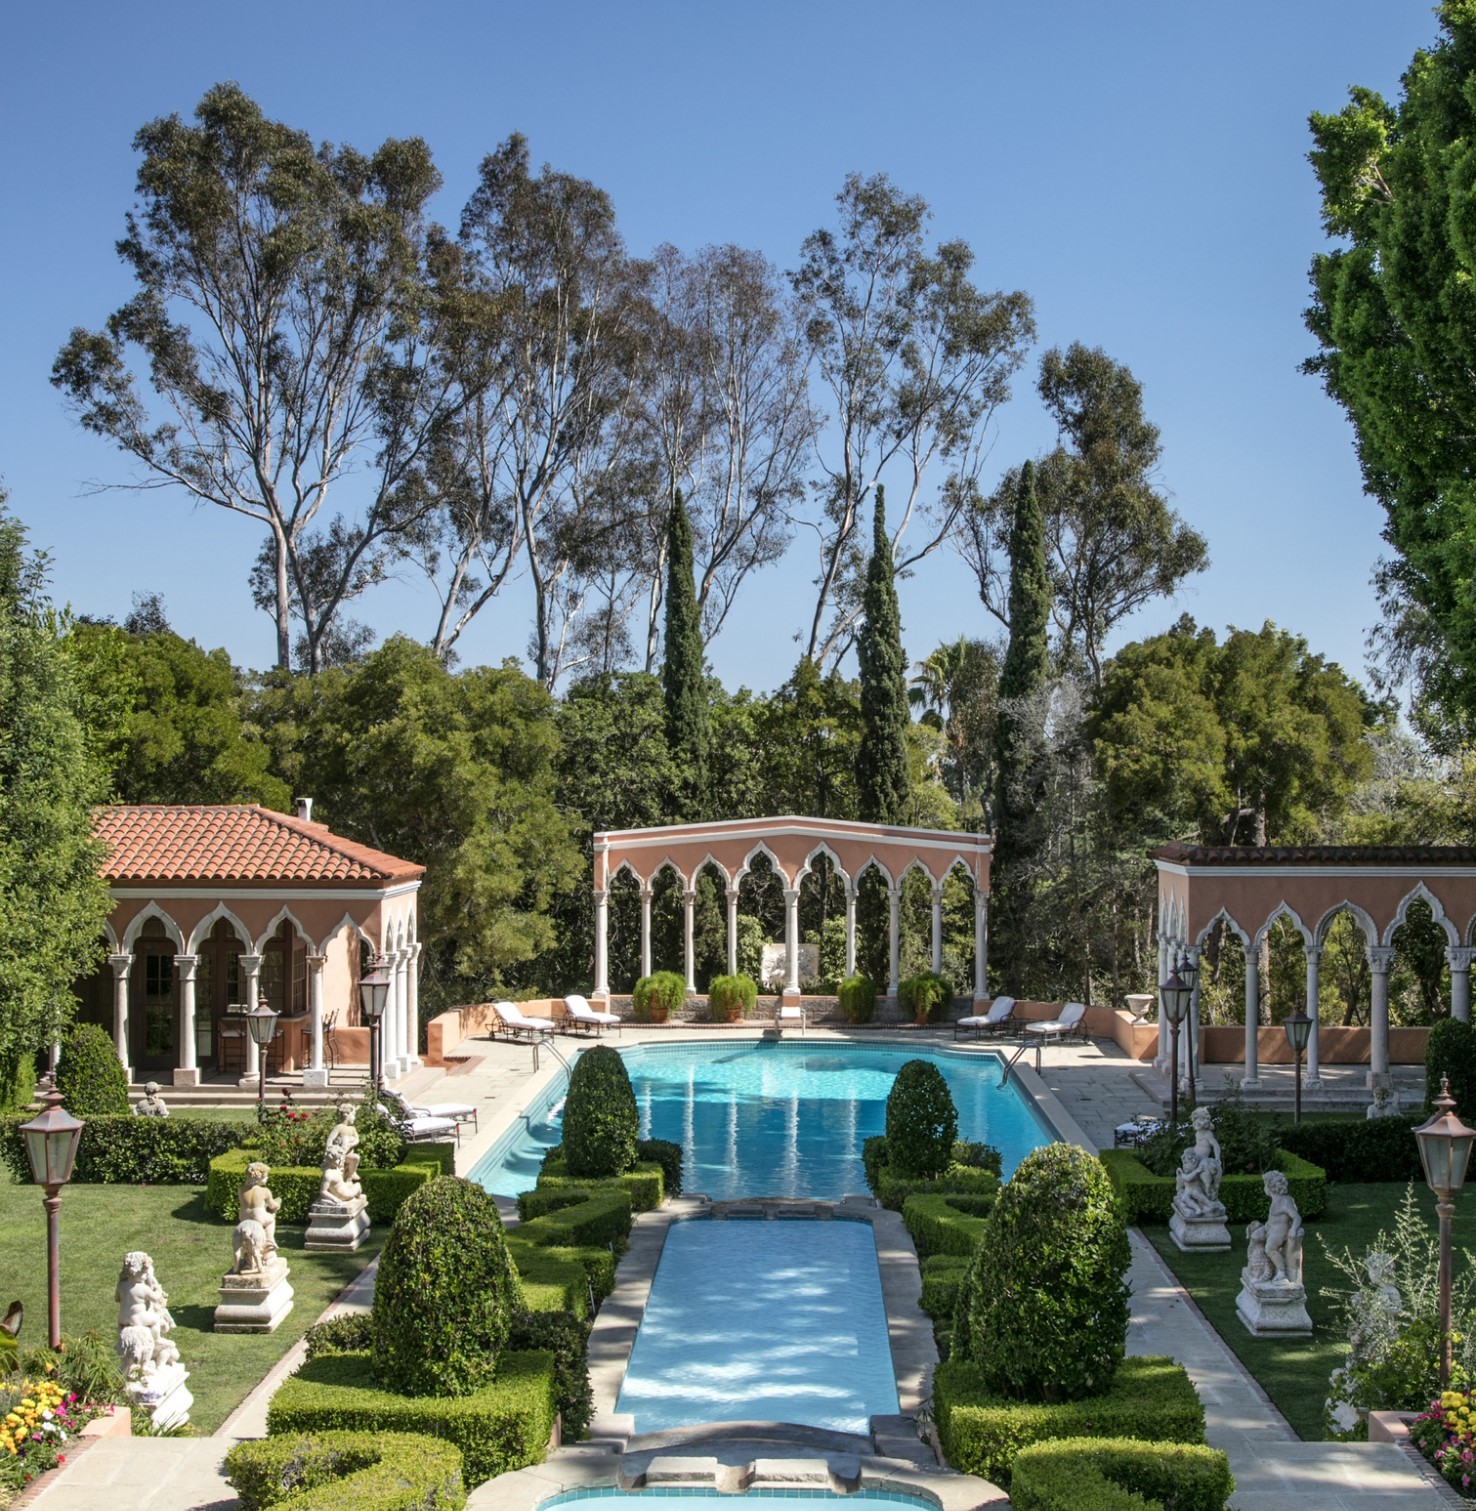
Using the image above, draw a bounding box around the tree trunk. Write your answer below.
[271,525,292,671]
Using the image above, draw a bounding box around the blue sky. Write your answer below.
[0,1,1444,695]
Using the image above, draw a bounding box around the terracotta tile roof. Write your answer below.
[1154,842,1476,866]
[94,806,424,886]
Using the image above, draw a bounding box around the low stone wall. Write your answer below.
[1199,1022,1429,1066]
[425,998,561,1065]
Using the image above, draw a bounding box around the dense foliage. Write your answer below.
[561,1045,639,1179]
[857,488,911,824]
[706,973,756,1022]
[957,1144,1130,1401]
[662,492,709,818]
[371,1177,523,1397]
[898,970,954,1025]
[839,974,877,1024]
[55,1023,129,1118]
[1427,1017,1476,1116]
[631,972,686,1023]
[885,1060,959,1179]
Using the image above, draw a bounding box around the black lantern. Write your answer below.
[1178,952,1200,1096]
[19,1084,84,1349]
[358,957,392,1095]
[244,1003,280,1119]
[1283,1009,1312,1127]
[1159,967,1190,1131]
[1415,1074,1476,1386]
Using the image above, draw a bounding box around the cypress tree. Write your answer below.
[992,460,1051,991]
[662,490,709,818]
[857,486,911,824]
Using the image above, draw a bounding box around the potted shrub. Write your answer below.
[707,973,757,1023]
[839,974,877,1025]
[632,971,686,1024]
[899,970,954,1026]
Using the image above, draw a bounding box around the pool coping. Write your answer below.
[586,1195,934,1447]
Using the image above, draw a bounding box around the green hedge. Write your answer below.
[507,1236,615,1312]
[636,1138,683,1198]
[267,1350,556,1486]
[56,1023,129,1117]
[532,1152,664,1213]
[875,1162,999,1213]
[1099,1148,1326,1225]
[224,1429,465,1510]
[1276,1117,1422,1183]
[514,1189,632,1250]
[206,1146,447,1225]
[933,1354,1206,1486]
[562,1044,639,1179]
[0,1114,244,1185]
[1427,1016,1476,1114]
[919,1256,971,1321]
[903,1193,995,1258]
[1010,1436,1234,1511]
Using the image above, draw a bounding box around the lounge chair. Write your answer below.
[775,1003,806,1034]
[561,993,622,1036]
[1024,1001,1089,1046]
[378,1098,460,1145]
[489,1000,553,1043]
[954,995,1017,1040]
[381,1086,478,1135]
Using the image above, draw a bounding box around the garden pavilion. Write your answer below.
[1154,842,1476,1088]
[592,815,993,1009]
[73,802,424,1089]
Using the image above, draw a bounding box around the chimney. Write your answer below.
[295,797,313,823]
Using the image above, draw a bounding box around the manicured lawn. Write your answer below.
[1145,1180,1476,1441]
[168,1106,260,1123]
[0,1179,381,1432]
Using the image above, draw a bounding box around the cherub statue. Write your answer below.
[116,1252,180,1381]
[133,1081,169,1118]
[1260,1169,1304,1285]
[1245,1220,1274,1283]
[236,1161,280,1265]
[319,1102,363,1205]
[1174,1107,1224,1214]
[1347,1250,1402,1359]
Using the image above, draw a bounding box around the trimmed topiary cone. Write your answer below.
[56,1021,130,1117]
[886,1059,958,1179]
[562,1044,639,1178]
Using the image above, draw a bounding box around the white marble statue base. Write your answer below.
[1237,1272,1313,1336]
[304,1195,370,1252]
[1170,1204,1232,1252]
[214,1257,294,1333]
[125,1361,192,1430]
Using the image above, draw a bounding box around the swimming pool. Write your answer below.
[539,1494,935,1511]
[471,1038,1053,1200]
[615,1216,899,1434]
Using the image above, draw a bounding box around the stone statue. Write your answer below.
[1238,1170,1312,1336]
[234,1162,280,1274]
[115,1251,180,1382]
[1170,1106,1230,1251]
[1347,1251,1402,1359]
[318,1102,362,1205]
[1260,1169,1304,1285]
[133,1081,169,1118]
[1244,1220,1274,1283]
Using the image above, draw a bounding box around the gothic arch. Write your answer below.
[1314,901,1379,949]
[1384,881,1459,947]
[124,902,186,953]
[1255,902,1312,949]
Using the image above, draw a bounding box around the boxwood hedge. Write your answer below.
[224,1429,465,1510]
[562,1045,638,1178]
[1010,1435,1233,1511]
[1,1114,243,1185]
[206,1146,447,1225]
[1099,1148,1326,1225]
[886,1059,958,1178]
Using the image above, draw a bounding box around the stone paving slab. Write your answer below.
[25,1437,241,1511]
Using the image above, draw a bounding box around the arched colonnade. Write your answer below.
[593,816,993,1006]
[1154,843,1476,1089]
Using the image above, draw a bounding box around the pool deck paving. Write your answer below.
[21,1025,1458,1509]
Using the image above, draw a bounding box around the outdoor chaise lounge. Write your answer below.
[381,1086,478,1136]
[954,995,1017,1040]
[776,1003,806,1033]
[490,1000,553,1043]
[561,993,623,1036]
[378,1096,461,1145]
[1024,1000,1089,1046]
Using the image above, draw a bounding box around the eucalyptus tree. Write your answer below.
[52,84,458,672]
[791,172,1034,668]
[960,344,1206,681]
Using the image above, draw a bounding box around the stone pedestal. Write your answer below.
[125,1361,192,1430]
[1237,1273,1313,1337]
[1170,1202,1231,1252]
[304,1194,370,1253]
[214,1257,294,1333]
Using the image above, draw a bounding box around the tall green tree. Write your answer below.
[1305,4,1476,743]
[52,83,455,672]
[662,491,709,818]
[0,499,112,1105]
[857,488,911,824]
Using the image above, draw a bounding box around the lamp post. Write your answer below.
[243,1003,280,1121]
[358,957,392,1097]
[1178,951,1200,1101]
[1283,1007,1312,1126]
[1159,966,1191,1132]
[19,1084,84,1349]
[1414,1074,1476,1387]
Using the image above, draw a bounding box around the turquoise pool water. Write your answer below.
[615,1217,899,1434]
[472,1039,1052,1199]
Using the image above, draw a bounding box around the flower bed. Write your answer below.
[1412,1389,1476,1498]
[0,1377,102,1499]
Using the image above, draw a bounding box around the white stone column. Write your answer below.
[1368,944,1395,1085]
[108,952,133,1082]
[783,888,801,998]
[845,885,858,980]
[930,880,944,975]
[1186,945,1203,1091]
[594,889,610,1001]
[407,942,422,1070]
[304,954,328,1088]
[1448,946,1474,1024]
[173,954,200,1086]
[973,891,988,1005]
[682,890,697,993]
[240,954,263,1087]
[887,885,901,1000]
[1155,934,1171,1072]
[1303,943,1323,1088]
[639,887,653,980]
[725,888,739,977]
[378,949,402,1085]
[394,949,411,1068]
[1242,945,1262,1089]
